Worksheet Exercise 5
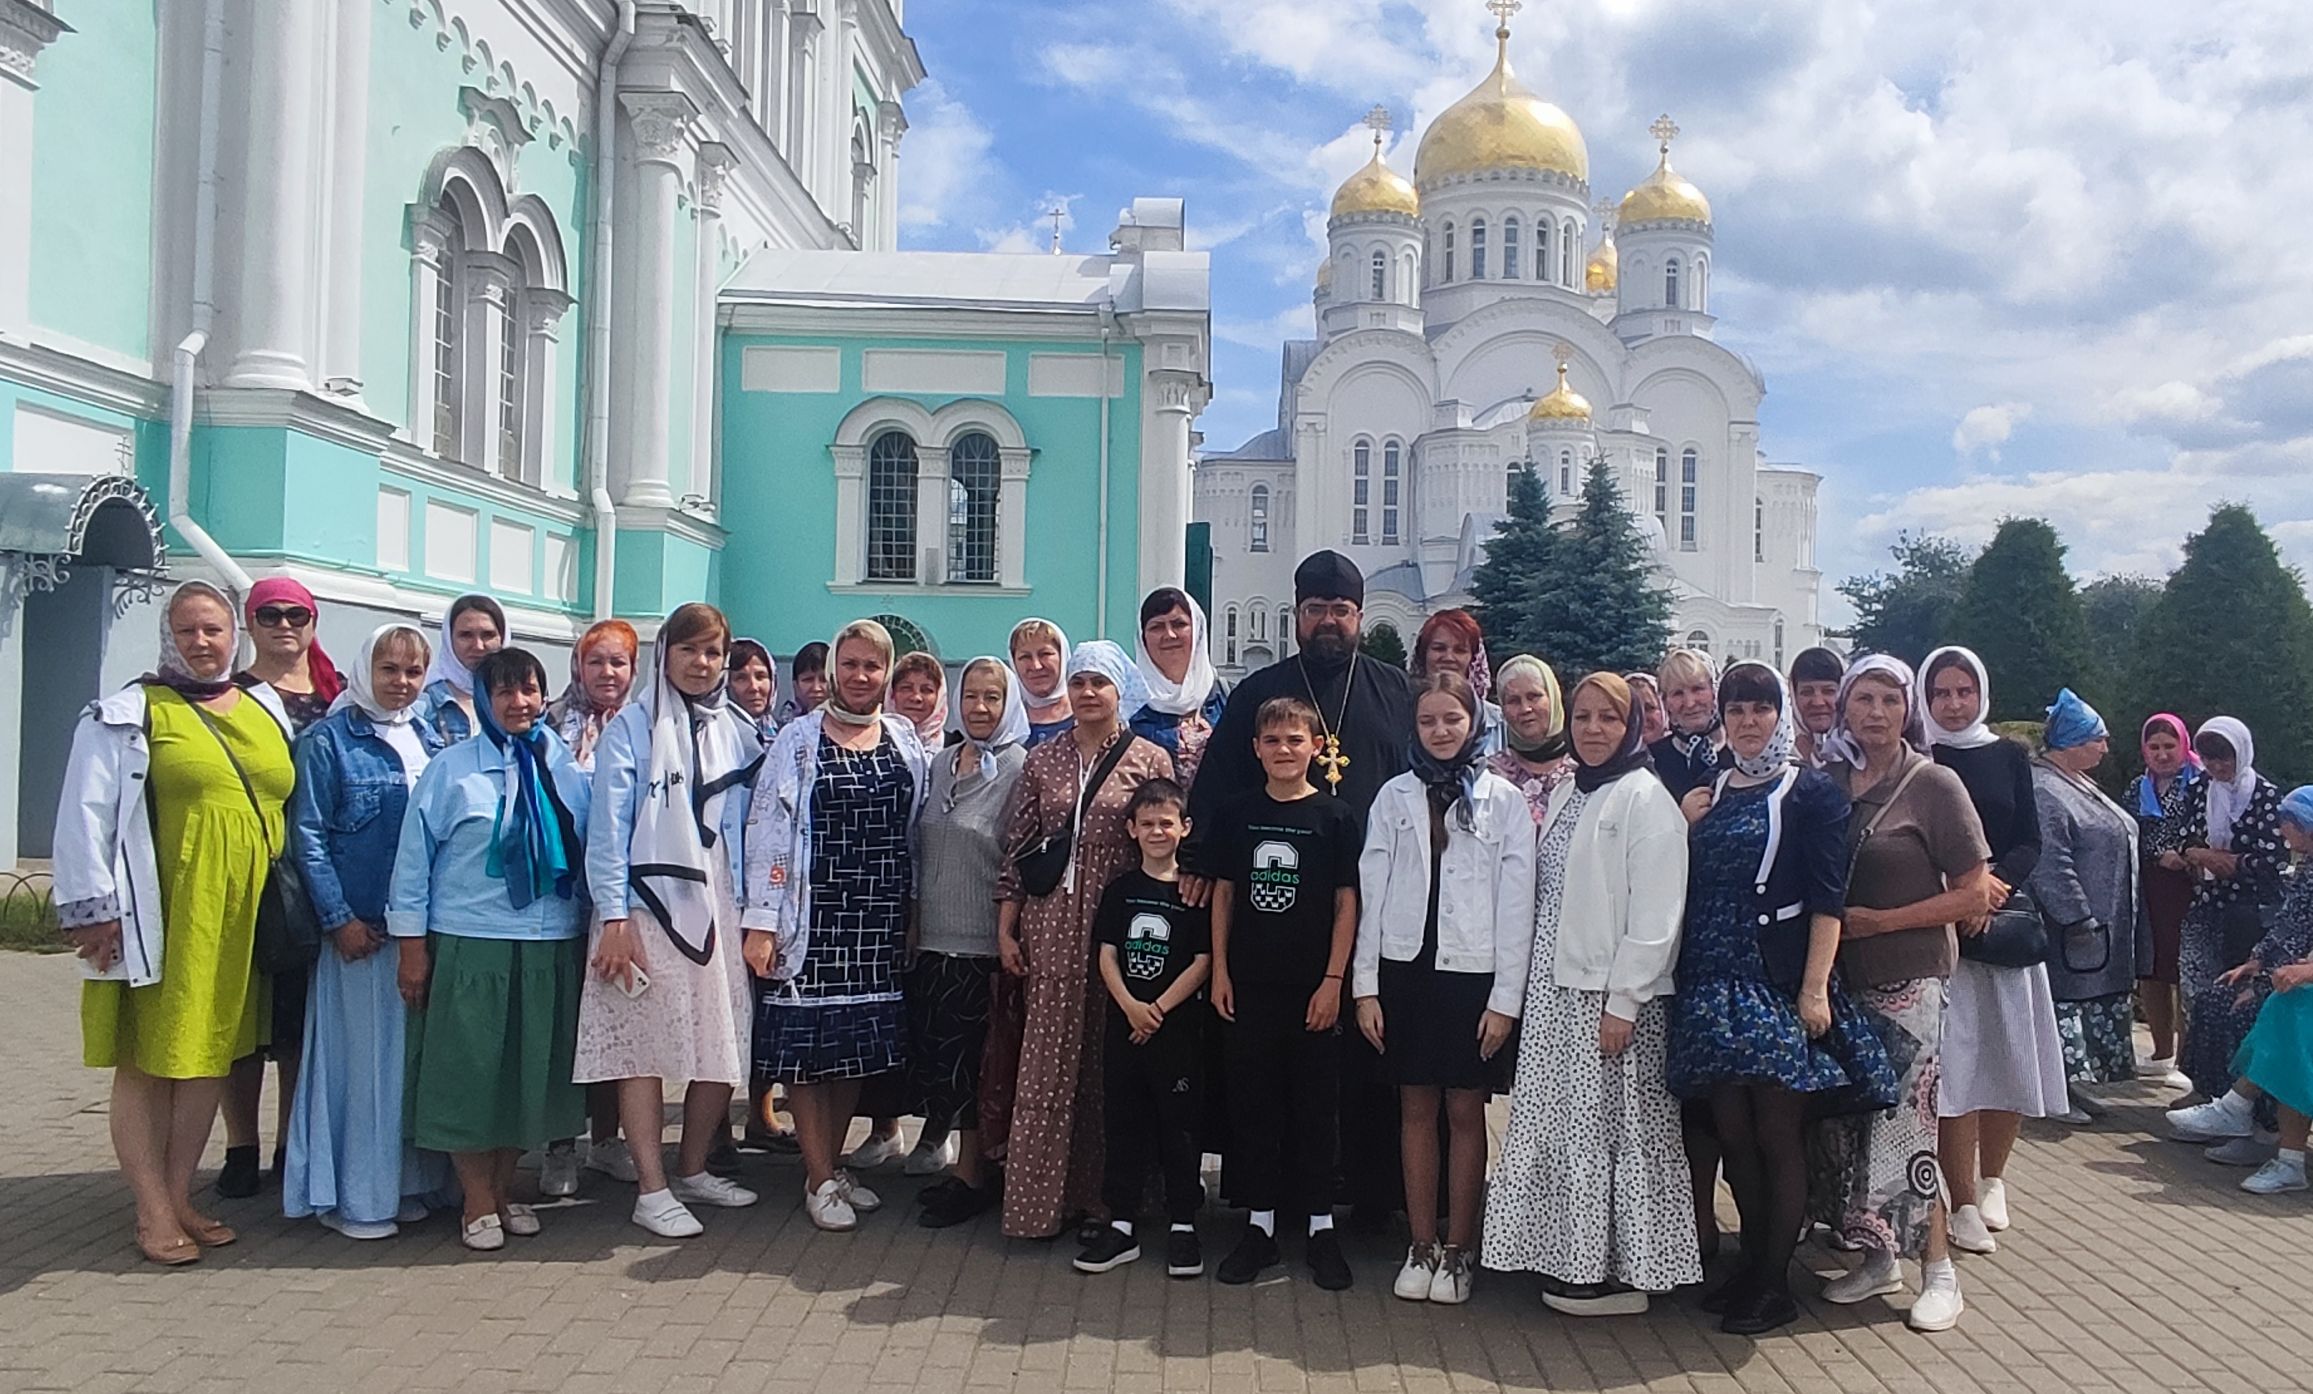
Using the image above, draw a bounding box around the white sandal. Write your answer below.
[501,1204,541,1237]
[461,1214,506,1252]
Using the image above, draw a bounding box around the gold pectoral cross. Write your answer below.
[1316,735,1350,791]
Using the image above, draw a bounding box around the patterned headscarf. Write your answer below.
[555,619,639,766]
[1494,654,1568,760]
[1821,653,1926,773]
[2042,688,2107,751]
[244,576,344,703]
[1409,674,1486,830]
[139,579,243,700]
[1720,661,1798,780]
[1413,609,1493,703]
[473,650,581,910]
[2136,711,2203,817]
[2280,785,2313,836]
[891,651,950,746]
[727,637,779,738]
[1064,639,1150,718]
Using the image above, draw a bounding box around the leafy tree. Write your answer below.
[1360,621,1407,669]
[1949,519,2099,721]
[2129,504,2313,786]
[2082,574,2162,694]
[1837,533,1975,666]
[1469,463,1560,650]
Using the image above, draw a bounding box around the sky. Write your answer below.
[891,0,2313,616]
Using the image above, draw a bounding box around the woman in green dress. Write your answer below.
[55,580,295,1265]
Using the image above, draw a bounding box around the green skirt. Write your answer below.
[404,934,584,1154]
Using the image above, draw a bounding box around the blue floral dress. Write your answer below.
[1667,780,1897,1115]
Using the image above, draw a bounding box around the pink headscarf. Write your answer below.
[244,576,343,703]
[2141,713,2202,771]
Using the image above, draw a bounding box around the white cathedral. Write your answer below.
[1193,9,1824,678]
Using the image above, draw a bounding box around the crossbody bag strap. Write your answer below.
[185,698,268,824]
[1847,757,1928,878]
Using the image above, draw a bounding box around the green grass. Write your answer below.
[0,884,66,953]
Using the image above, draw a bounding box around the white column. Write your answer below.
[460,252,516,475]
[915,444,949,583]
[1141,370,1196,595]
[0,2,68,334]
[616,92,693,510]
[823,0,854,210]
[317,0,372,399]
[830,441,866,584]
[226,0,324,390]
[521,289,573,490]
[761,0,788,146]
[875,100,905,252]
[690,143,736,512]
[998,445,1031,589]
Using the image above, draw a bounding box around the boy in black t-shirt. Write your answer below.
[1209,697,1362,1291]
[1075,777,1212,1278]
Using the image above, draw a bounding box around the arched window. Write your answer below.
[1469,219,1488,280]
[1695,254,1709,312]
[1679,447,1699,549]
[1441,222,1456,281]
[1686,628,1711,656]
[1381,441,1401,544]
[1754,496,1765,563]
[1536,219,1551,282]
[1502,218,1520,280]
[866,432,919,580]
[869,613,933,657]
[1224,605,1239,665]
[1773,617,1786,669]
[850,117,874,244]
[1370,249,1388,301]
[1561,220,1576,285]
[1665,255,1682,308]
[1559,449,1573,495]
[1252,606,1267,642]
[430,199,464,460]
[1279,607,1293,656]
[1653,446,1669,524]
[1249,483,1270,553]
[1351,441,1371,544]
[947,431,1001,583]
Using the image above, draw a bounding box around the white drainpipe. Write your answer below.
[585,1,638,620]
[1096,305,1116,638]
[168,0,250,595]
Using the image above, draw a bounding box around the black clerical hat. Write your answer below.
[1294,549,1364,607]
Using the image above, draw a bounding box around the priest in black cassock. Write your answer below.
[1185,549,1416,1222]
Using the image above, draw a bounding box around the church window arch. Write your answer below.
[1224,605,1239,665]
[1370,248,1388,301]
[1535,219,1551,282]
[1441,222,1456,281]
[866,431,919,580]
[1469,218,1487,280]
[1251,605,1267,642]
[946,431,1002,583]
[1381,440,1401,544]
[1250,483,1271,553]
[1559,449,1573,495]
[1665,255,1683,309]
[1351,440,1371,544]
[1695,253,1709,312]
[1561,219,1576,284]
[849,114,874,245]
[1755,496,1765,563]
[1653,446,1670,525]
[429,197,467,461]
[1773,616,1786,668]
[1679,447,1699,550]
[1686,628,1711,656]
[1279,607,1293,655]
[1502,218,1520,280]
[869,613,933,658]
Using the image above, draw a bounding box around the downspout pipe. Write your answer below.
[169,0,250,595]
[586,1,638,620]
[1096,305,1117,639]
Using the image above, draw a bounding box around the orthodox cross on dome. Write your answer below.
[1593,197,1617,232]
[1046,206,1066,255]
[1487,0,1523,36]
[1651,114,1680,154]
[1363,104,1391,152]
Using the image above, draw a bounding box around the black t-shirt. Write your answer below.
[1213,788,1363,988]
[1094,868,1211,1005]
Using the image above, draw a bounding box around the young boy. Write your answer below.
[1209,697,1363,1290]
[1075,778,1212,1278]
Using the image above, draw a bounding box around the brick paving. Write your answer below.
[3,948,2310,1393]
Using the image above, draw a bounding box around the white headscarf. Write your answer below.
[1009,617,1071,716]
[1722,661,1798,779]
[1820,653,1927,773]
[626,612,765,964]
[1135,593,1218,718]
[420,592,506,698]
[2196,715,2259,852]
[959,655,1030,756]
[329,623,432,724]
[1918,646,1999,750]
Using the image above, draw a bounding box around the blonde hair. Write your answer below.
[1658,647,1716,690]
[833,618,895,668]
[1009,618,1063,659]
[962,656,1010,690]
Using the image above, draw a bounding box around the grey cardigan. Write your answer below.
[2029,758,2150,1001]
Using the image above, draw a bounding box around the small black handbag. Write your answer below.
[1959,882,2049,968]
[190,702,325,974]
[1013,735,1139,899]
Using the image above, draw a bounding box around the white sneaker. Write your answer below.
[2241,1157,2309,1195]
[805,1177,858,1231]
[318,1211,398,1241]
[631,1188,704,1238]
[1947,1205,1997,1255]
[586,1138,641,1183]
[1907,1278,1965,1332]
[1392,1242,1437,1301]
[836,1169,882,1213]
[540,1145,581,1197]
[1428,1246,1473,1305]
[2168,1094,2256,1142]
[1822,1252,1904,1305]
[671,1171,759,1209]
[844,1132,907,1170]
[2138,1056,2193,1090]
[2051,1107,2093,1126]
[2206,1132,2278,1166]
[904,1131,960,1176]
[1978,1178,2010,1232]
[395,1198,431,1225]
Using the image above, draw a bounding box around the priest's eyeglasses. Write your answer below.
[1296,600,1360,623]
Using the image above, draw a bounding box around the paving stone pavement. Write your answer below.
[4,949,2312,1393]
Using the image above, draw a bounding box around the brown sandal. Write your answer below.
[138,1230,201,1266]
[185,1218,238,1248]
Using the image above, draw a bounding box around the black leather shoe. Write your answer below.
[1721,1285,1800,1336]
[1306,1229,1353,1291]
[1700,1267,1758,1316]
[215,1146,261,1200]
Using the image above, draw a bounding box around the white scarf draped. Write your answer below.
[627,636,763,964]
[1135,596,1218,718]
[2197,715,2258,852]
[1918,645,2000,750]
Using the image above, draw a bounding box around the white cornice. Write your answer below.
[199,387,398,455]
[381,445,590,526]
[611,500,725,549]
[719,303,1106,341]
[0,336,165,417]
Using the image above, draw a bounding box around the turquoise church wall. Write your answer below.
[715,334,1145,660]
[27,0,158,363]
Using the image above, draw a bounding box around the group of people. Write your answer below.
[48,548,2312,1342]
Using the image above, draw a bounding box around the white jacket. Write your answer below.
[51,683,291,987]
[1551,768,1690,1021]
[1353,770,1539,1018]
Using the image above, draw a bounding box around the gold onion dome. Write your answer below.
[1414,17,1588,185]
[1314,258,1334,292]
[1529,361,1591,422]
[1584,236,1618,292]
[1619,116,1711,225]
[1330,149,1419,218]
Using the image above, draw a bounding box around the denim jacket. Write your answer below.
[386,726,592,941]
[413,679,475,747]
[290,708,445,933]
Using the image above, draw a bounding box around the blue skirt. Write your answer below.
[282,938,455,1225]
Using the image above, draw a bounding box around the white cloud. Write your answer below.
[1952,402,2031,460]
[897,80,1002,233]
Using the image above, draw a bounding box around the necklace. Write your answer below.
[1297,656,1356,793]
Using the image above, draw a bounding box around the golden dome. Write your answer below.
[1314,258,1334,292]
[1330,148,1418,218]
[1528,361,1591,423]
[1619,117,1711,225]
[1584,236,1618,293]
[1414,23,1588,186]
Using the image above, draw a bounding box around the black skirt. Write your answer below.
[1376,956,1510,1093]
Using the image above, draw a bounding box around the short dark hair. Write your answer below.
[1923,649,1976,693]
[1138,587,1194,629]
[791,641,829,679]
[1719,663,1783,712]
[1127,776,1188,820]
[1789,646,1845,687]
[728,638,772,679]
[1255,696,1322,740]
[476,647,547,697]
[448,592,507,639]
[2195,731,2236,764]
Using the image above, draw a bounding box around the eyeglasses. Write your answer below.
[1296,600,1360,623]
[253,606,313,628]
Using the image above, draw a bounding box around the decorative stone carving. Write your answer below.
[695,142,738,214]
[621,91,696,167]
[0,0,67,87]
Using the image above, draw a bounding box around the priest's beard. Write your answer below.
[1301,624,1355,670]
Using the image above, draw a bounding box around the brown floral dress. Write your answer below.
[989,728,1174,1238]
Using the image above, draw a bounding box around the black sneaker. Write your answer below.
[215,1145,261,1200]
[1215,1227,1281,1284]
[1165,1229,1204,1279]
[1073,1226,1142,1274]
[1721,1284,1800,1336]
[917,1181,997,1229]
[1306,1229,1353,1291]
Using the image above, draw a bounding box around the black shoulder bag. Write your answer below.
[189,701,325,974]
[1013,735,1139,899]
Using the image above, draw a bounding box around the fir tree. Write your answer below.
[1836,533,1975,666]
[1513,457,1675,677]
[2130,505,2313,785]
[1949,519,2098,722]
[1360,621,1407,670]
[1469,463,1559,650]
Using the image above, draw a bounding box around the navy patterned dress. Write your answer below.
[1667,780,1897,1115]
[753,733,916,1083]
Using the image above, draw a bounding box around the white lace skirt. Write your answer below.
[572,853,752,1086]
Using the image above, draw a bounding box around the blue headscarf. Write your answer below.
[2281,785,2313,836]
[474,660,581,910]
[1063,639,1151,717]
[2042,688,2107,751]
